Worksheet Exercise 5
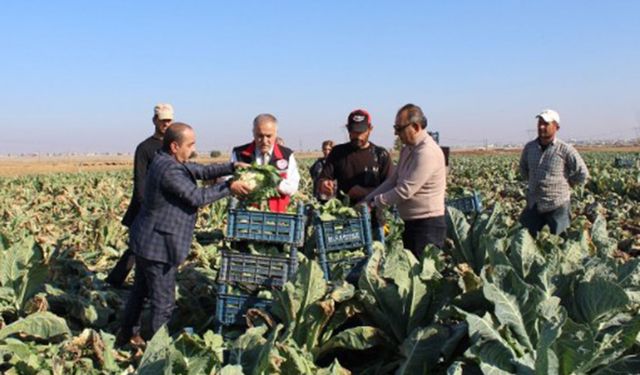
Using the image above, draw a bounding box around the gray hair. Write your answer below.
[253,113,278,129]
[398,103,427,129]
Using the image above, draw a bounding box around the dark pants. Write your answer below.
[105,249,136,287]
[519,203,571,237]
[121,256,177,340]
[402,215,446,257]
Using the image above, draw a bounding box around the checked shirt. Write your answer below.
[519,138,589,213]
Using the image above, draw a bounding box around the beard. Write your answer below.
[350,138,365,148]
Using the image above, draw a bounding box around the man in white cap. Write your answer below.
[519,109,589,237]
[106,103,174,288]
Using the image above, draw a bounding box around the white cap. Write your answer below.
[154,103,174,120]
[536,109,560,124]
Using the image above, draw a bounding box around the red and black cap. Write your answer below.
[346,109,371,132]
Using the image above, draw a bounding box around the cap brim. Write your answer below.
[347,123,369,132]
[157,113,174,120]
[536,114,553,123]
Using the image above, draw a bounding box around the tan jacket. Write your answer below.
[367,131,446,220]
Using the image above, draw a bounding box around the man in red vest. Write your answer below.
[230,113,300,212]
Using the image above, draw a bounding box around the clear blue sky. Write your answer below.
[2,1,639,154]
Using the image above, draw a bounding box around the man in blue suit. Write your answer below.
[117,122,250,345]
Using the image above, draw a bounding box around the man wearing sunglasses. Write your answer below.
[365,104,446,256]
[317,109,392,205]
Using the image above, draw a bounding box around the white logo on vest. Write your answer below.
[276,159,289,170]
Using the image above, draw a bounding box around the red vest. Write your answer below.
[233,142,293,213]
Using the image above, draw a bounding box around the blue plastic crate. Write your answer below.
[226,202,305,246]
[313,205,373,252]
[218,250,297,287]
[614,157,636,168]
[313,204,375,280]
[428,131,440,144]
[446,191,483,214]
[215,292,272,327]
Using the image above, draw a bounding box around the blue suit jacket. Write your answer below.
[130,150,234,265]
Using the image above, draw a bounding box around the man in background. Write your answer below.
[519,109,589,236]
[106,103,174,289]
[230,113,300,212]
[310,140,334,201]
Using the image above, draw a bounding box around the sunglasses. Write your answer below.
[393,123,412,132]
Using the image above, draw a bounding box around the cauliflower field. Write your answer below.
[0,151,639,374]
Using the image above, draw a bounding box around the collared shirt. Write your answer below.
[519,137,589,212]
[366,132,446,220]
[230,144,300,196]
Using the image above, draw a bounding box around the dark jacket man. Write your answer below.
[117,122,249,345]
[106,103,173,288]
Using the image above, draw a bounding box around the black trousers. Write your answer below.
[121,256,177,340]
[402,216,446,257]
[105,248,136,287]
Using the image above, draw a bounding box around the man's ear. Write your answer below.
[169,141,178,154]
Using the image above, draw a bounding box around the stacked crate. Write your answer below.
[215,200,305,331]
[312,204,380,281]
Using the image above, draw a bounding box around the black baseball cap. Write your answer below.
[346,109,371,132]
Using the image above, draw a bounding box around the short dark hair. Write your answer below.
[398,103,428,129]
[322,140,334,149]
[162,122,193,151]
[253,113,278,129]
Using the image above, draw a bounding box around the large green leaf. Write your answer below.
[556,318,596,374]
[482,266,543,353]
[0,311,70,340]
[278,340,318,375]
[533,298,565,375]
[314,326,388,358]
[0,237,34,287]
[0,237,47,313]
[446,207,474,267]
[395,325,450,375]
[251,324,284,375]
[359,243,434,344]
[462,311,518,373]
[382,243,434,336]
[138,326,173,375]
[229,326,269,370]
[171,332,219,375]
[272,256,327,337]
[359,247,405,341]
[592,355,640,375]
[591,215,617,257]
[320,294,363,344]
[574,279,629,325]
[508,229,543,281]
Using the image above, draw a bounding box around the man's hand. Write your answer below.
[233,162,251,170]
[347,185,371,202]
[319,179,336,196]
[229,180,252,196]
